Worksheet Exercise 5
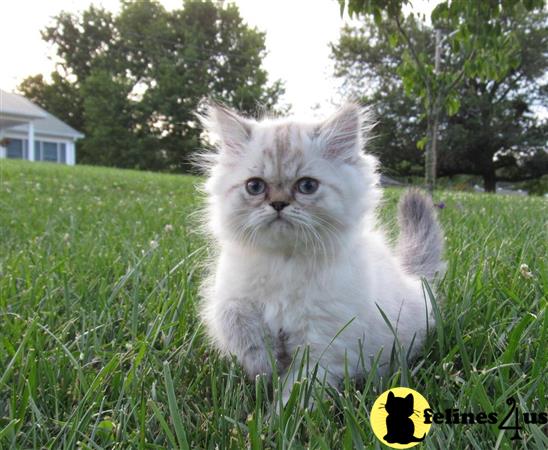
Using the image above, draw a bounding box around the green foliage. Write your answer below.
[340,0,544,99]
[337,0,546,190]
[41,6,117,81]
[331,16,430,178]
[18,0,285,172]
[445,95,460,117]
[18,73,84,132]
[80,70,141,168]
[331,8,547,191]
[417,136,428,151]
[1,160,546,448]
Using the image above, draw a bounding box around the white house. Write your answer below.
[0,89,84,165]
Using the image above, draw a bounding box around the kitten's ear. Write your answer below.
[199,101,253,155]
[316,103,373,163]
[387,391,395,401]
[405,394,414,405]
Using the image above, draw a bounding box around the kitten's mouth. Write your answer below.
[268,215,292,227]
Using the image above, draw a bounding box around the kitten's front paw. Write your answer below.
[242,346,272,379]
[275,329,292,372]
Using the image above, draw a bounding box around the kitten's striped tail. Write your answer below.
[396,189,445,281]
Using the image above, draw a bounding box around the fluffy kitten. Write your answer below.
[198,102,444,403]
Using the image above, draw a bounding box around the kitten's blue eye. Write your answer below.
[245,178,266,195]
[296,177,319,194]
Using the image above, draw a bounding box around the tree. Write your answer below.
[41,6,117,82]
[331,16,430,178]
[338,0,545,192]
[120,0,285,171]
[333,5,547,191]
[18,0,284,172]
[80,70,141,167]
[438,9,547,191]
[18,73,84,132]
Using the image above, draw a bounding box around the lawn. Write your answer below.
[0,159,546,449]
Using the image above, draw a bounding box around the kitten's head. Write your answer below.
[198,102,380,255]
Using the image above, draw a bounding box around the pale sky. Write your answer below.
[0,0,437,116]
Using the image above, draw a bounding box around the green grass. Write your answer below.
[1,159,546,449]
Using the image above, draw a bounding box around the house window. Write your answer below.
[60,143,66,163]
[43,142,58,161]
[6,139,23,159]
[5,139,69,163]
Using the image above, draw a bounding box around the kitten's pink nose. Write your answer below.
[270,201,289,212]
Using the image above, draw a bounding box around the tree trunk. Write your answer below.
[424,105,440,195]
[425,116,434,194]
[424,30,442,196]
[431,109,439,191]
[483,171,496,192]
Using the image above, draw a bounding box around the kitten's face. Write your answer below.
[201,103,379,255]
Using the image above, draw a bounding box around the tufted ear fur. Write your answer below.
[316,103,373,163]
[199,101,254,155]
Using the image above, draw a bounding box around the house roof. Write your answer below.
[1,89,46,119]
[10,110,85,140]
[1,89,84,140]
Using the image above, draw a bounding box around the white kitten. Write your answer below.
[197,102,444,402]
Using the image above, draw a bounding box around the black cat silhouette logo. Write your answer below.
[370,387,432,449]
[383,392,425,444]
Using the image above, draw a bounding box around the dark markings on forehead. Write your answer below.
[282,147,304,174]
[271,123,306,180]
[275,123,290,180]
[275,123,290,157]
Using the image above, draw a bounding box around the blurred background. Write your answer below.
[1,0,546,194]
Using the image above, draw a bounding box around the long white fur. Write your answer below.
[197,102,444,402]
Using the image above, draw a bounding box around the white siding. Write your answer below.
[67,141,76,165]
[0,129,5,158]
[28,122,35,161]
